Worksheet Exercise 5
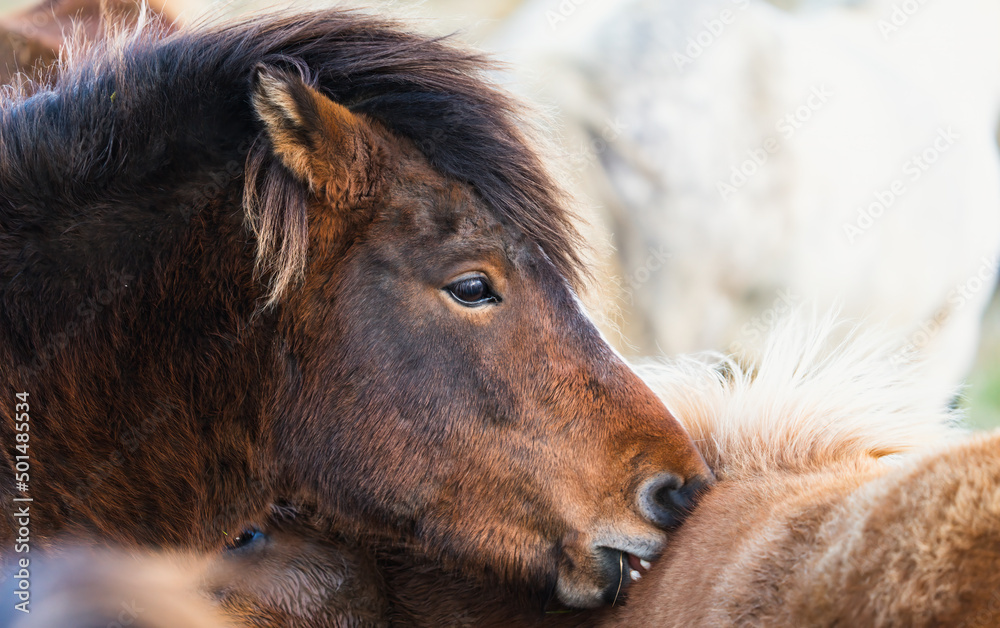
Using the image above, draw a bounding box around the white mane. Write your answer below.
[637,312,965,476]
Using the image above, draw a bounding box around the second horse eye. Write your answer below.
[225,528,267,552]
[446,277,499,306]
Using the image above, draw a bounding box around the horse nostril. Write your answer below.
[638,473,711,528]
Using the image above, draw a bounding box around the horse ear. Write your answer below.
[252,67,376,204]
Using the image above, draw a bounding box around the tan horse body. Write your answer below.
[612,434,1000,626]
[608,318,999,626]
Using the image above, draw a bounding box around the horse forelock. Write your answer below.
[0,8,586,299]
[637,311,964,477]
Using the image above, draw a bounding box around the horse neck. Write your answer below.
[0,179,282,547]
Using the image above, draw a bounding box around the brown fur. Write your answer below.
[609,432,1000,627]
[25,429,999,628]
[4,12,989,622]
[207,507,391,627]
[198,320,1000,627]
[0,8,710,609]
[603,320,1000,626]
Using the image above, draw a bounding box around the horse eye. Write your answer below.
[224,528,267,553]
[446,276,500,306]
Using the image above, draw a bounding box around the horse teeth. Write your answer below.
[639,559,651,570]
[630,569,641,581]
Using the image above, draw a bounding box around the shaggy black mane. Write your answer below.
[0,9,583,299]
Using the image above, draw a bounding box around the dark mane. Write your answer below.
[0,9,584,301]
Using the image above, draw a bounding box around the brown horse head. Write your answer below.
[0,12,707,609]
[252,66,710,606]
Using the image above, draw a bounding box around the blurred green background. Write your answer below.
[965,295,1000,430]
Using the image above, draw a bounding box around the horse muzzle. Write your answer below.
[552,472,713,607]
[637,472,714,528]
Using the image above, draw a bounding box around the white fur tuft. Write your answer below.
[637,310,965,477]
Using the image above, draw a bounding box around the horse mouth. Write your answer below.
[626,551,653,579]
[596,547,656,604]
[555,532,663,607]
